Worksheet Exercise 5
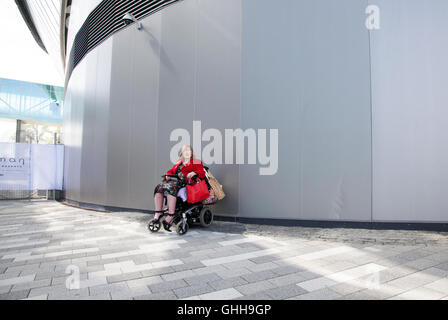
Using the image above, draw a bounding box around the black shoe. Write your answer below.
[162,220,172,232]
[153,210,165,222]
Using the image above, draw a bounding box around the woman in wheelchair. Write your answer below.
[153,145,206,231]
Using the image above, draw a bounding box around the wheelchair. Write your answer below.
[147,168,214,235]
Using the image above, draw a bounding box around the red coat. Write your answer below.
[166,159,206,183]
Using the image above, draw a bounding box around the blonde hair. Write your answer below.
[178,145,194,162]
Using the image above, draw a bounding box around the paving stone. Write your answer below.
[339,291,380,300]
[402,258,441,271]
[173,283,215,299]
[33,270,67,281]
[107,272,142,284]
[28,284,66,297]
[140,266,175,277]
[199,288,243,300]
[84,265,106,273]
[171,261,205,272]
[296,276,338,292]
[245,262,279,272]
[268,272,308,287]
[222,260,258,270]
[11,278,52,292]
[359,285,407,300]
[89,282,129,296]
[394,249,434,261]
[249,255,280,264]
[0,272,21,280]
[435,262,448,271]
[149,279,188,293]
[241,270,277,283]
[126,275,163,288]
[424,278,448,294]
[390,287,446,300]
[43,286,90,299]
[81,293,111,300]
[328,282,365,296]
[48,290,90,300]
[0,289,30,300]
[184,273,221,286]
[234,280,276,296]
[0,274,35,288]
[271,266,303,276]
[209,277,249,291]
[134,291,178,300]
[51,275,72,286]
[161,270,196,282]
[386,270,444,291]
[22,294,48,300]
[264,284,308,299]
[235,292,273,300]
[109,285,151,300]
[195,265,232,277]
[86,258,117,267]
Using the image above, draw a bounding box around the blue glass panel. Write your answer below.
[0,78,64,124]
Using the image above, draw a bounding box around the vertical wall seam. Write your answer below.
[154,14,162,207]
[238,0,243,219]
[367,0,374,223]
[193,0,198,128]
[128,31,135,206]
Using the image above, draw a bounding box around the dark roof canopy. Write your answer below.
[14,0,48,53]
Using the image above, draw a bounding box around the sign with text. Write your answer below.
[0,142,64,191]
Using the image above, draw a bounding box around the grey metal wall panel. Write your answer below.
[79,39,112,206]
[240,0,301,220]
[156,1,197,195]
[240,0,372,221]
[63,59,86,202]
[371,0,448,222]
[105,29,134,208]
[298,0,372,222]
[194,0,242,216]
[79,48,100,204]
[127,14,162,210]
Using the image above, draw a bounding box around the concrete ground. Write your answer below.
[1,199,448,300]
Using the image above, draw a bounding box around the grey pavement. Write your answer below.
[0,199,448,300]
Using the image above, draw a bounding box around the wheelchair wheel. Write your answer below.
[147,219,161,233]
[175,220,189,235]
[199,207,213,227]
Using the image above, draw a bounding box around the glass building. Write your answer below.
[0,77,64,144]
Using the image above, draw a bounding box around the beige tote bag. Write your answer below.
[205,170,226,200]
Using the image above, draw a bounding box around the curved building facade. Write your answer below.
[23,0,448,224]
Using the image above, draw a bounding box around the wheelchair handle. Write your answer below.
[162,174,180,181]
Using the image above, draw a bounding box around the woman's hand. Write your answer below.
[187,172,197,179]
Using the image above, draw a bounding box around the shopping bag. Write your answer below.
[204,170,225,200]
[202,188,218,205]
[186,179,210,203]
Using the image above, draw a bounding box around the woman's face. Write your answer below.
[182,148,192,160]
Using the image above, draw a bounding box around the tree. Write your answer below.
[23,123,61,144]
